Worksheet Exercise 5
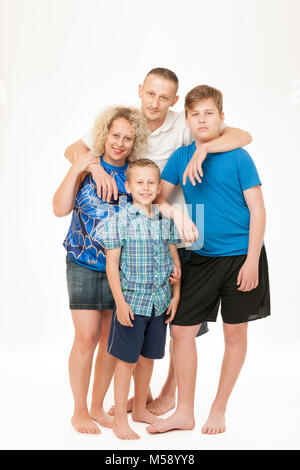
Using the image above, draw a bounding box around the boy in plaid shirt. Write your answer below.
[103,159,181,440]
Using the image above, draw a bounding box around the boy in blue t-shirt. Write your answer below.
[147,85,270,436]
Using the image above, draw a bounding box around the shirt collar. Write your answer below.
[150,110,174,136]
[127,202,160,219]
[100,155,128,171]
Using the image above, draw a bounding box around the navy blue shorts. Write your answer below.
[107,306,167,364]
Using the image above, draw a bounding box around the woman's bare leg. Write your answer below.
[69,309,101,434]
[89,309,115,428]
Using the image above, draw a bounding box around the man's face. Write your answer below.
[186,98,224,144]
[125,166,161,206]
[138,74,179,125]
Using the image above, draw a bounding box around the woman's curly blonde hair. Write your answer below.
[92,106,149,163]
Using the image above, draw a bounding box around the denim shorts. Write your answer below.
[108,305,167,364]
[66,255,114,310]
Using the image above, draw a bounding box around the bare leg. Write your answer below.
[89,309,115,428]
[69,309,101,434]
[147,340,176,416]
[202,322,248,435]
[132,356,162,425]
[147,324,200,434]
[107,362,153,416]
[113,360,140,440]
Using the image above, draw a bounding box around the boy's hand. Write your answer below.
[89,163,119,202]
[173,212,199,243]
[71,152,99,175]
[182,143,208,186]
[165,296,180,324]
[169,264,181,285]
[116,301,135,327]
[237,259,259,291]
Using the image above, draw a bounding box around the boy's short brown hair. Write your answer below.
[185,85,223,116]
[145,68,179,93]
[126,158,161,183]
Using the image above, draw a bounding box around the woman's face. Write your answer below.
[103,117,135,166]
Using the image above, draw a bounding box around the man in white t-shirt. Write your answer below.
[64,67,252,421]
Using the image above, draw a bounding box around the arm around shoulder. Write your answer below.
[64,137,118,202]
[204,126,252,154]
[64,139,91,164]
[220,126,252,148]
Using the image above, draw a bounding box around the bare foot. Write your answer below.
[71,410,101,434]
[201,408,226,435]
[146,393,176,416]
[89,407,113,429]
[146,411,195,434]
[132,408,162,425]
[113,416,140,440]
[108,394,153,416]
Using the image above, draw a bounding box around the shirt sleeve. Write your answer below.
[161,149,180,186]
[102,212,123,250]
[81,129,94,150]
[220,122,227,132]
[177,111,194,146]
[238,149,262,191]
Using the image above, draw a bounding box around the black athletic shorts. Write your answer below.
[172,246,270,326]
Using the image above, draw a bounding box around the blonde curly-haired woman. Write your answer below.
[53,106,149,434]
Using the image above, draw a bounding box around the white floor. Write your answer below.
[1,326,299,451]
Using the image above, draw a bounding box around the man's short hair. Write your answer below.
[185,85,223,116]
[145,68,179,93]
[126,158,161,183]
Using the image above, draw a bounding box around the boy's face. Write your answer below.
[138,74,179,126]
[104,117,135,165]
[125,166,161,206]
[186,98,224,144]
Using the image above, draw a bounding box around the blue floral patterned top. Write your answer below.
[63,156,132,271]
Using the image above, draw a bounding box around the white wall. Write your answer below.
[1,0,300,355]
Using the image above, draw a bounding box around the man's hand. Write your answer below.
[89,162,119,202]
[173,211,199,243]
[169,263,181,285]
[116,301,135,327]
[165,296,180,324]
[237,259,259,291]
[182,143,208,186]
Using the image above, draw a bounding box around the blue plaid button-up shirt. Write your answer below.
[102,203,181,317]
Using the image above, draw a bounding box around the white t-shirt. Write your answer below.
[82,110,225,248]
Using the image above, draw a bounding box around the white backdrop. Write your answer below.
[1,0,300,450]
